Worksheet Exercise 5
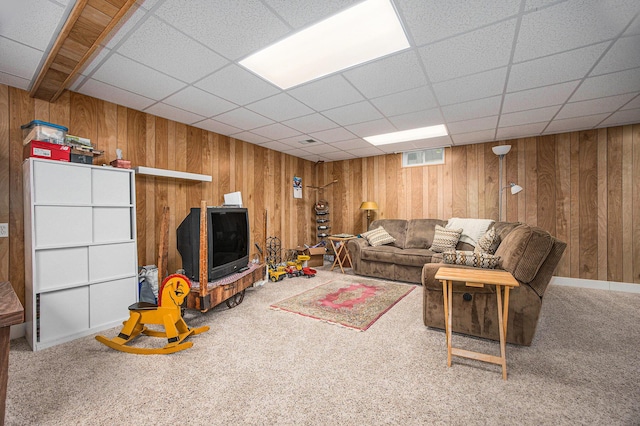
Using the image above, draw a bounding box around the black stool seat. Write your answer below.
[128,301,158,311]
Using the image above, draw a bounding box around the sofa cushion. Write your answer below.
[361,226,395,247]
[494,224,553,283]
[429,225,462,253]
[404,219,447,249]
[361,246,436,267]
[443,250,501,269]
[474,227,500,254]
[446,217,494,246]
[369,219,408,248]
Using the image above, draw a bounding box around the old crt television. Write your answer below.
[177,207,250,282]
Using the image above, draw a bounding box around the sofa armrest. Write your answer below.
[347,237,368,271]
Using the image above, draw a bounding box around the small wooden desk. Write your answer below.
[434,267,519,380]
[0,282,24,426]
[328,235,357,273]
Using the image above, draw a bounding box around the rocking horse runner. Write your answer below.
[96,274,209,354]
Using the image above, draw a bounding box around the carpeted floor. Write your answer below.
[6,267,640,425]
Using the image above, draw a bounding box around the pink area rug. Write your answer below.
[270,280,415,331]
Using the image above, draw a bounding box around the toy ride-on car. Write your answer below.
[269,266,287,282]
[301,267,316,278]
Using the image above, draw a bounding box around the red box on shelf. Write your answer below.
[24,140,71,162]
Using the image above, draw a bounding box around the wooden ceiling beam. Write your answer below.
[30,0,137,103]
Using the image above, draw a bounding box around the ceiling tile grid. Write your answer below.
[5,0,640,162]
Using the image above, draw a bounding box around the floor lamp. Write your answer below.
[492,145,523,221]
[360,201,378,230]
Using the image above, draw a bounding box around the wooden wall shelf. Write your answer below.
[134,166,212,182]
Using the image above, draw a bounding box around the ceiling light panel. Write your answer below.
[365,124,448,145]
[239,0,410,89]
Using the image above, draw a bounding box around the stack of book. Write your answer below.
[64,135,104,164]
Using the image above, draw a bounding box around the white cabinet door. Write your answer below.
[33,161,91,204]
[34,206,92,247]
[35,247,89,292]
[89,242,137,281]
[92,169,131,205]
[93,207,132,242]
[39,286,90,343]
[89,277,137,328]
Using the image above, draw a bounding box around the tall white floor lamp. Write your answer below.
[492,145,523,221]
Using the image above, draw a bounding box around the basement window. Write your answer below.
[402,148,445,167]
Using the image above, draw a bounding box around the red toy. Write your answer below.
[301,267,316,278]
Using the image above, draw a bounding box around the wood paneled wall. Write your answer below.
[317,125,640,284]
[1,83,639,306]
[0,85,316,305]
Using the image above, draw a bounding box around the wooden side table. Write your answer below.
[0,282,24,425]
[327,235,357,273]
[434,267,519,380]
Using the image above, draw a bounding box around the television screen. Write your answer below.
[177,207,250,282]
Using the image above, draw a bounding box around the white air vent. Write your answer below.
[402,148,445,167]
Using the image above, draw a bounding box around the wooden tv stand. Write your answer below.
[186,263,266,313]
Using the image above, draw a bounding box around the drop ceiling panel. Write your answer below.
[260,141,297,152]
[195,119,242,135]
[591,35,640,76]
[514,0,639,62]
[322,151,357,161]
[283,113,339,134]
[329,139,373,150]
[496,122,548,139]
[571,68,640,102]
[213,108,274,130]
[508,43,608,92]
[78,79,155,111]
[371,86,437,117]
[433,67,508,105]
[251,123,301,140]
[230,131,271,145]
[622,95,640,110]
[397,0,520,46]
[300,143,340,155]
[154,0,290,60]
[322,101,383,126]
[441,96,502,122]
[264,0,361,29]
[387,109,445,131]
[0,37,42,80]
[346,119,396,138]
[346,146,386,158]
[288,75,364,111]
[196,65,280,106]
[544,113,610,133]
[600,108,640,126]
[556,93,637,119]
[420,19,516,83]
[343,51,427,99]
[500,105,560,127]
[163,86,236,117]
[452,129,496,145]
[0,71,30,91]
[246,93,314,122]
[92,54,186,100]
[144,103,206,125]
[309,127,356,143]
[447,116,498,135]
[117,16,228,83]
[0,0,66,51]
[503,81,579,113]
[104,4,148,49]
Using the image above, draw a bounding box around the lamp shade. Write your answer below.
[510,183,523,194]
[492,145,511,156]
[360,201,378,210]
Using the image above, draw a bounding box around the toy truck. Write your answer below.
[269,266,287,282]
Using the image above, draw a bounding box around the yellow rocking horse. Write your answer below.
[96,273,209,354]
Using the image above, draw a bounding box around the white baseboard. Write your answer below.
[551,276,640,294]
[10,323,26,340]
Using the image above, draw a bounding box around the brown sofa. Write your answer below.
[347,219,566,345]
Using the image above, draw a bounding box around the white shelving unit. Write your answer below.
[23,158,138,351]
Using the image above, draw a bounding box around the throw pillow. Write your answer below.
[443,250,501,269]
[474,227,501,254]
[428,225,462,253]
[362,226,395,247]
